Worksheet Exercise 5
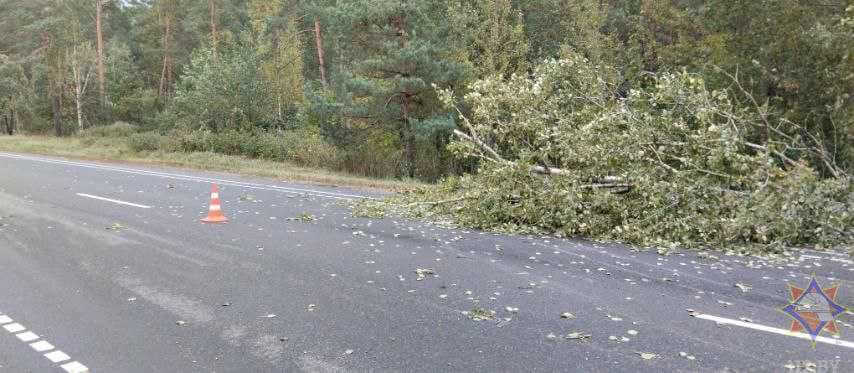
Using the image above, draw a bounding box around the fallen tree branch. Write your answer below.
[454,129,574,176]
[743,141,800,168]
[580,183,633,189]
[453,129,506,164]
[453,129,631,190]
[407,196,473,208]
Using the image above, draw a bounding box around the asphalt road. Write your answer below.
[0,151,852,373]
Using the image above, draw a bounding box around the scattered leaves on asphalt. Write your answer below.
[734,283,752,293]
[465,308,496,321]
[414,268,435,281]
[679,351,696,360]
[636,352,658,360]
[299,213,316,222]
[105,223,126,231]
[565,332,591,341]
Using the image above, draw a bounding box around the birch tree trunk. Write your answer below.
[68,43,93,131]
[75,81,84,130]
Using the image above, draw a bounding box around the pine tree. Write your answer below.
[324,1,463,178]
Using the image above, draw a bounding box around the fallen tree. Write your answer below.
[401,56,853,252]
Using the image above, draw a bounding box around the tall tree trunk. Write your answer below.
[74,82,84,131]
[52,94,62,137]
[314,18,327,87]
[402,96,416,179]
[159,18,172,97]
[95,0,106,107]
[393,15,415,178]
[3,103,10,135]
[209,0,218,62]
[3,98,10,135]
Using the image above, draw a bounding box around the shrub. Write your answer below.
[78,122,139,138]
[175,128,342,169]
[127,131,166,152]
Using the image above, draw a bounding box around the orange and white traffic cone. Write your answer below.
[201,184,228,223]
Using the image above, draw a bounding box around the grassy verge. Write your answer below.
[0,135,422,192]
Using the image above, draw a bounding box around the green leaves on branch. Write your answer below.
[420,55,853,251]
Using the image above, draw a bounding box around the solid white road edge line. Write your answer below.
[0,152,373,200]
[76,193,152,209]
[695,313,854,350]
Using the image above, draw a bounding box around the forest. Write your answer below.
[1,0,852,251]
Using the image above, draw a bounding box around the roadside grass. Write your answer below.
[0,135,423,192]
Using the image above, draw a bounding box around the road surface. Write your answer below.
[0,151,851,372]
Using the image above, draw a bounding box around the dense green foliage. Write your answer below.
[396,55,852,251]
[1,0,851,250]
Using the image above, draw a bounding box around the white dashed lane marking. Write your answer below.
[31,340,55,352]
[4,323,25,333]
[76,192,153,209]
[61,361,90,373]
[16,331,39,342]
[45,350,71,363]
[0,311,89,372]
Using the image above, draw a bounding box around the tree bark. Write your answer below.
[95,0,106,106]
[3,98,11,135]
[52,94,62,137]
[3,105,10,135]
[393,14,415,178]
[209,0,218,62]
[75,80,84,130]
[158,17,172,97]
[402,95,416,179]
[314,18,327,87]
